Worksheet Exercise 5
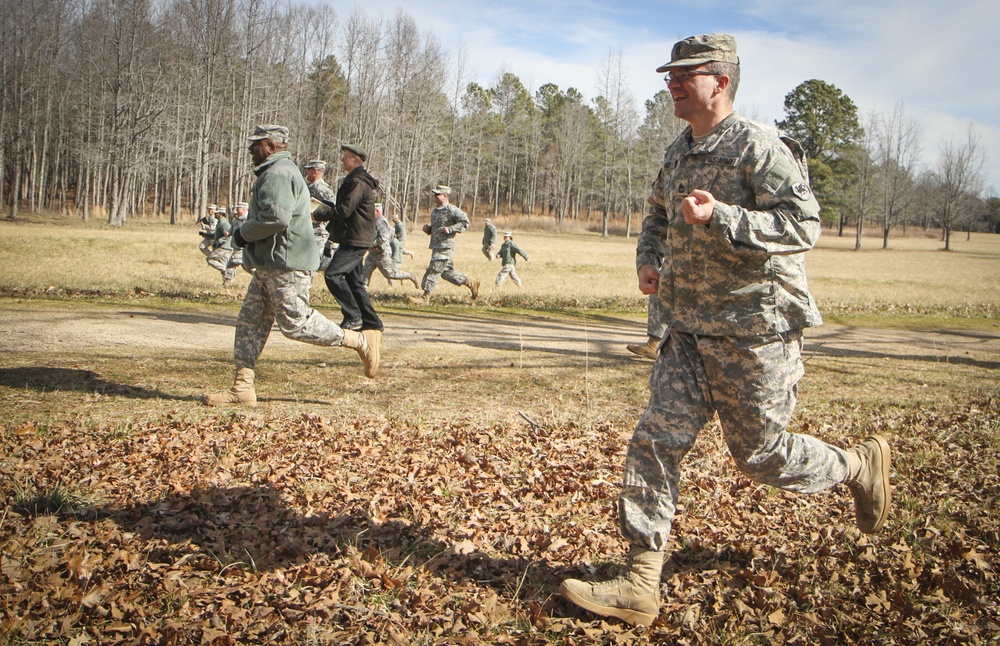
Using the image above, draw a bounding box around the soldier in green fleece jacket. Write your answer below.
[205,125,381,407]
[494,231,529,287]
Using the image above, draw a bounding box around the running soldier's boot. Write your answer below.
[626,336,661,360]
[560,547,664,627]
[844,435,891,533]
[466,278,480,300]
[205,368,257,407]
[407,292,430,305]
[342,329,381,378]
[407,274,420,290]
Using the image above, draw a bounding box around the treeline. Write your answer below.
[1,0,996,246]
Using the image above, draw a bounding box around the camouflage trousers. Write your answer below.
[482,244,496,260]
[234,268,344,371]
[619,329,850,551]
[198,237,213,257]
[421,254,468,294]
[494,263,521,287]
[647,294,668,339]
[362,249,416,286]
[226,248,252,275]
[206,247,237,283]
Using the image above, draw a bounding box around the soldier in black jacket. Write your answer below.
[314,144,383,333]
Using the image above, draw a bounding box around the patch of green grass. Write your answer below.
[12,482,87,517]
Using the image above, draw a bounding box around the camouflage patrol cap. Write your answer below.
[656,33,739,72]
[215,206,227,214]
[207,203,217,211]
[248,124,290,143]
[236,202,249,209]
[431,185,451,195]
[340,144,367,162]
[503,231,513,238]
[304,160,327,170]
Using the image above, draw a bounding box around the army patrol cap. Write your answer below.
[503,231,513,238]
[431,185,452,195]
[656,33,739,72]
[215,206,227,214]
[304,160,327,170]
[248,124,290,143]
[340,144,367,162]
[236,202,249,209]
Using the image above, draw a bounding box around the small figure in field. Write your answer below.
[494,231,529,287]
[225,202,251,275]
[559,33,892,628]
[197,204,218,257]
[390,213,414,265]
[205,206,237,286]
[362,202,420,290]
[481,218,499,260]
[304,159,336,272]
[204,125,380,408]
[408,185,480,305]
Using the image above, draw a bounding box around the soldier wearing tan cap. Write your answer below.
[560,34,891,627]
[407,185,480,304]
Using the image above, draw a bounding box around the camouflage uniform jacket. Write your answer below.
[639,112,823,337]
[427,203,470,256]
[372,216,392,251]
[308,178,336,204]
[240,151,319,271]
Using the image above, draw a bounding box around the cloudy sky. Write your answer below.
[352,0,999,194]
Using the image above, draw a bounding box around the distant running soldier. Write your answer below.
[390,213,414,265]
[481,218,499,260]
[362,203,420,290]
[408,185,479,305]
[197,204,218,256]
[305,159,336,272]
[226,202,250,275]
[494,231,529,287]
[205,206,237,286]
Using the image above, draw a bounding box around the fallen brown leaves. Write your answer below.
[2,397,998,644]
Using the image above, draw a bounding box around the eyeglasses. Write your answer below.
[664,70,721,84]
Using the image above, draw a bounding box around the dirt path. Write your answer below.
[2,302,999,369]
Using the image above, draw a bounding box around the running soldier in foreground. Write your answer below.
[559,34,891,627]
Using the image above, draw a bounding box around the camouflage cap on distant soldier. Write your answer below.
[431,185,451,195]
[304,160,327,170]
[656,33,739,72]
[247,124,290,143]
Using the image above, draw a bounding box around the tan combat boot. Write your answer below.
[626,336,660,360]
[844,435,891,533]
[205,367,257,407]
[342,329,381,378]
[560,547,664,626]
[407,292,430,305]
[466,278,480,300]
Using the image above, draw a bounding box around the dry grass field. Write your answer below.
[1,215,998,644]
